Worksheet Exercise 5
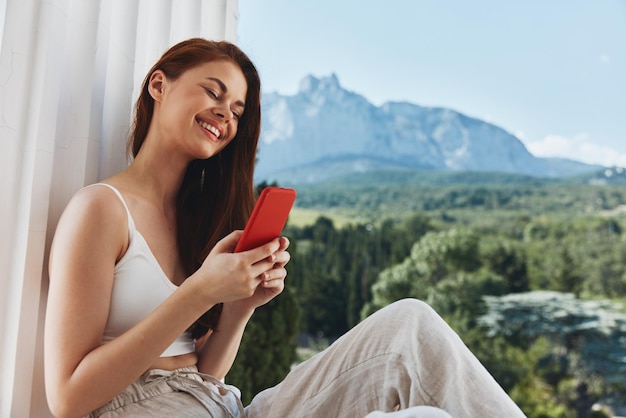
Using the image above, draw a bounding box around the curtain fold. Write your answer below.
[0,1,238,415]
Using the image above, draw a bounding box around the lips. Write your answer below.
[196,118,221,139]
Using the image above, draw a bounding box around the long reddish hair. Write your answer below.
[128,38,261,338]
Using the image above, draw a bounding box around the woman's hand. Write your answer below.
[190,231,291,311]
[234,236,291,311]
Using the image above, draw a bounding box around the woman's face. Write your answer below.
[151,59,248,161]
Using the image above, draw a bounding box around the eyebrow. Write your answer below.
[206,77,246,109]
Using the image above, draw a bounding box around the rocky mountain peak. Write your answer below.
[256,74,598,184]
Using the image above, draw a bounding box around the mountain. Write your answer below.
[254,74,600,184]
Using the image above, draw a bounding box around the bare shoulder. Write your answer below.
[60,184,128,230]
[51,183,130,265]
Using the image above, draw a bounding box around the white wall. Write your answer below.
[0,0,238,416]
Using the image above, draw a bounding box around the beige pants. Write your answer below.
[89,299,525,417]
[87,367,245,417]
[245,299,526,418]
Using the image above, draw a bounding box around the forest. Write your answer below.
[227,169,626,418]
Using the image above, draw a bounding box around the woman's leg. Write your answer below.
[245,299,525,418]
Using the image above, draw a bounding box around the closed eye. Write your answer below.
[203,87,219,99]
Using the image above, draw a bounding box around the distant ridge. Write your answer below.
[255,74,600,185]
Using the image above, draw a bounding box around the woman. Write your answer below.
[44,38,525,418]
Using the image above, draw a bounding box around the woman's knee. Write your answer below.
[362,298,441,339]
[382,298,436,322]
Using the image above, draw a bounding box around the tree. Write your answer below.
[292,215,433,338]
[481,238,530,293]
[364,228,482,315]
[551,248,584,297]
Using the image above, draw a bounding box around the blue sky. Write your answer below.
[238,0,626,167]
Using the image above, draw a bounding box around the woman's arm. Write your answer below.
[196,302,254,380]
[44,187,217,417]
[44,188,282,418]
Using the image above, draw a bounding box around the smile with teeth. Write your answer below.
[196,118,221,139]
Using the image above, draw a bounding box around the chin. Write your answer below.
[198,146,225,160]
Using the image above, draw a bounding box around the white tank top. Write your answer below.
[90,183,196,357]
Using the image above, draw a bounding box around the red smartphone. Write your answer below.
[234,187,297,252]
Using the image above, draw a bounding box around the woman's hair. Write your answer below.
[128,38,262,338]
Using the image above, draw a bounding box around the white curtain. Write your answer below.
[0,0,238,415]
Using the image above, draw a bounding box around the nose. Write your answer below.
[212,107,226,119]
[212,103,233,121]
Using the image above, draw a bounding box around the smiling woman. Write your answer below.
[44,38,266,418]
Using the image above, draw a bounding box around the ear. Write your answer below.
[147,70,166,102]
